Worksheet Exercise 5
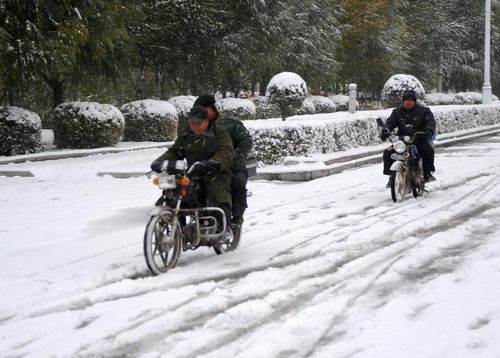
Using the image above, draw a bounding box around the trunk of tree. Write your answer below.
[47,79,64,108]
[436,51,444,93]
[156,70,165,99]
[71,75,80,101]
[8,91,14,106]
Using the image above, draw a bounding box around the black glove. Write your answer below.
[380,129,391,141]
[206,159,221,172]
[150,159,163,173]
[191,159,221,177]
[425,129,434,139]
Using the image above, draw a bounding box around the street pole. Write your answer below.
[348,83,357,113]
[483,0,492,104]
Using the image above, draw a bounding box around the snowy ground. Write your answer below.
[1,135,500,358]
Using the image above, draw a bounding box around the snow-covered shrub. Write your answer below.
[425,92,499,106]
[454,92,481,104]
[328,95,350,111]
[424,93,458,105]
[381,74,425,108]
[433,105,500,133]
[53,102,124,149]
[247,114,380,164]
[0,106,42,156]
[294,97,316,115]
[121,99,178,141]
[307,96,336,113]
[168,95,196,134]
[266,72,308,121]
[245,104,500,165]
[218,97,256,120]
[252,96,281,119]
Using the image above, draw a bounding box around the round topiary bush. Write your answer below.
[218,97,256,120]
[168,95,196,134]
[294,97,316,115]
[121,99,178,141]
[252,96,281,119]
[266,72,308,121]
[0,106,42,156]
[53,102,124,149]
[307,95,336,113]
[381,74,425,108]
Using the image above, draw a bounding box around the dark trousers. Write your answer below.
[231,170,248,219]
[383,141,435,175]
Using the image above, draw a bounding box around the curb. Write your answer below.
[0,143,171,165]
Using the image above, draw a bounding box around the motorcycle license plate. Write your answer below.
[159,174,176,189]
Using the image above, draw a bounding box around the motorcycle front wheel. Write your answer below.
[390,170,407,203]
[213,223,242,255]
[412,183,425,198]
[144,214,182,275]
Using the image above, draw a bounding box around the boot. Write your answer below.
[424,172,436,183]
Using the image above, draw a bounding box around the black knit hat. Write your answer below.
[194,95,216,107]
[402,89,417,102]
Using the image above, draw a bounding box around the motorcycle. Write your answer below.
[377,118,426,203]
[144,160,241,275]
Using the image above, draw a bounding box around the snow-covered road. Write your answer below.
[1,135,500,358]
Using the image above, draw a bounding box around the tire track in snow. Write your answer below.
[73,175,500,358]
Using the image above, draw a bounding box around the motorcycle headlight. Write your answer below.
[394,140,407,154]
[158,174,177,190]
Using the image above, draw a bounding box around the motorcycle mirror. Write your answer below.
[376,117,385,128]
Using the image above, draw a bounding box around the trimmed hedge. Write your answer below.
[121,99,178,141]
[53,102,124,149]
[218,97,256,120]
[245,104,500,164]
[252,96,281,119]
[0,106,42,156]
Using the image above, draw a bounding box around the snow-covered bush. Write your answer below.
[252,96,281,119]
[425,92,499,106]
[328,95,350,111]
[454,92,482,105]
[266,72,308,121]
[381,74,425,108]
[218,97,256,120]
[433,105,500,133]
[53,102,124,149]
[245,104,500,165]
[294,97,316,115]
[121,99,178,141]
[168,95,196,134]
[424,93,459,105]
[0,106,42,156]
[247,115,379,164]
[307,96,336,113]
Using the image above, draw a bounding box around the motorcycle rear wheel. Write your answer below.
[144,214,182,275]
[390,170,406,203]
